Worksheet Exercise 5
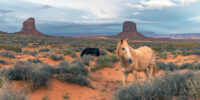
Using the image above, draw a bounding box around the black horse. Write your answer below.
[81,48,100,57]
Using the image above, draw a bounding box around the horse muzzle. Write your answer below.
[127,58,133,64]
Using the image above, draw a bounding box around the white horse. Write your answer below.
[116,39,157,86]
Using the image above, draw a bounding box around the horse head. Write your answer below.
[116,39,133,64]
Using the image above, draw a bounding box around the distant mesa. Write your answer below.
[15,17,44,36]
[111,21,149,39]
[0,31,7,34]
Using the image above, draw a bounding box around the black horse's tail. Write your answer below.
[96,49,100,56]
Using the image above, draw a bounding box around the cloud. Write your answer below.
[81,16,90,20]
[126,0,199,10]
[140,0,175,8]
[125,3,144,9]
[187,15,200,23]
[174,0,199,4]
[132,12,140,15]
[0,9,12,15]
[40,5,54,9]
[20,0,123,19]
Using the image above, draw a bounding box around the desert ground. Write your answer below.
[0,34,200,100]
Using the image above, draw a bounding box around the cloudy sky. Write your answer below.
[0,0,200,35]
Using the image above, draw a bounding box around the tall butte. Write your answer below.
[113,21,148,39]
[15,17,44,36]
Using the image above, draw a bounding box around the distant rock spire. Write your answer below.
[15,17,44,36]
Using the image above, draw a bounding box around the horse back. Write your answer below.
[81,48,100,56]
[135,46,155,65]
[137,46,154,56]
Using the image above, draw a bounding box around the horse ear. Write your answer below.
[125,39,129,42]
[120,39,123,44]
[116,41,121,56]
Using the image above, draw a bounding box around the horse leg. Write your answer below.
[133,70,138,82]
[122,72,128,87]
[144,68,150,82]
[149,64,154,81]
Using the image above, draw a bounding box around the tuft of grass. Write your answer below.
[91,55,119,72]
[63,93,70,99]
[101,88,106,92]
[0,77,28,100]
[42,95,49,100]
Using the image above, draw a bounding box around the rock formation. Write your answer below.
[15,17,44,36]
[112,21,148,39]
[0,31,7,34]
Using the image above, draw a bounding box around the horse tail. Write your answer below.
[152,63,157,77]
[152,52,157,77]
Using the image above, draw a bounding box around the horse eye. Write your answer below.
[122,48,125,50]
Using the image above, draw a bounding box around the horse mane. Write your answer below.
[116,39,124,56]
[116,42,120,56]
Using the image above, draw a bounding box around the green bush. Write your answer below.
[56,60,90,87]
[91,55,119,72]
[39,48,50,52]
[100,49,107,56]
[0,59,7,65]
[152,46,162,52]
[105,47,116,53]
[0,51,15,58]
[57,73,90,86]
[29,68,52,89]
[157,62,200,72]
[180,63,196,70]
[1,61,53,89]
[0,44,21,52]
[115,71,200,100]
[81,55,95,66]
[49,54,64,61]
[23,50,37,56]
[156,62,179,71]
[158,51,168,59]
[27,58,42,63]
[175,50,182,55]
[65,50,77,58]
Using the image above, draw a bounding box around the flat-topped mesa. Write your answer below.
[15,17,44,36]
[0,31,8,34]
[122,21,137,32]
[112,21,148,39]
